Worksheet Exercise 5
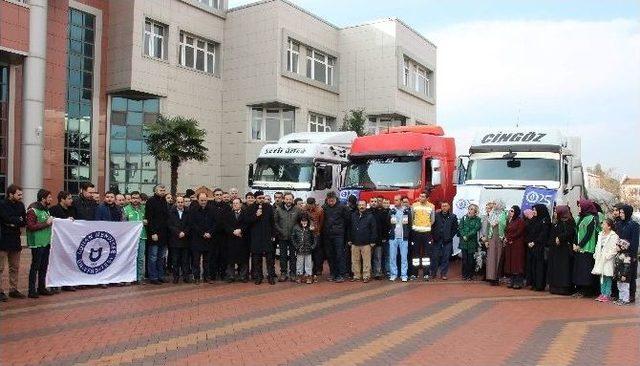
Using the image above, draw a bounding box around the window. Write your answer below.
[65,8,95,194]
[308,113,336,132]
[366,117,405,135]
[144,19,166,60]
[0,65,8,198]
[179,32,216,74]
[305,48,335,85]
[109,97,159,195]
[197,0,220,9]
[251,108,294,141]
[286,39,300,74]
[403,56,433,97]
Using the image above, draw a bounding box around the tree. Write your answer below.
[587,163,621,201]
[144,114,208,196]
[340,108,367,136]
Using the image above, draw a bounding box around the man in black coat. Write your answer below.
[49,191,77,292]
[73,182,97,220]
[347,200,378,283]
[431,201,458,280]
[168,196,191,284]
[247,191,276,285]
[145,184,169,284]
[224,198,250,283]
[189,192,216,284]
[0,184,27,301]
[208,188,231,281]
[322,192,350,282]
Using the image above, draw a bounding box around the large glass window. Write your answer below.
[179,32,216,74]
[253,158,314,189]
[0,65,8,198]
[403,56,433,98]
[344,156,422,190]
[197,0,220,9]
[65,8,95,194]
[286,39,300,74]
[144,19,166,60]
[465,158,560,182]
[366,117,405,135]
[251,108,294,142]
[109,97,159,194]
[308,113,336,132]
[305,48,335,85]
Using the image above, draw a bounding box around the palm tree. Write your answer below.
[144,114,208,196]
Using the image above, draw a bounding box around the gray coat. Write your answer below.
[274,204,300,241]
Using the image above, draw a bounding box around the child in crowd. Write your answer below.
[292,214,316,284]
[592,218,619,302]
[614,239,632,305]
[458,204,482,281]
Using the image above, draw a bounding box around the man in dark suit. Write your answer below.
[168,195,191,284]
[145,184,169,284]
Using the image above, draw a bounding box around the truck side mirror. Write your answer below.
[454,156,468,185]
[248,163,254,187]
[431,159,442,186]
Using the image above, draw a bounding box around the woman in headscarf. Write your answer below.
[547,205,576,295]
[572,199,599,297]
[503,205,526,289]
[523,209,535,286]
[481,200,507,286]
[616,205,639,302]
[526,204,551,291]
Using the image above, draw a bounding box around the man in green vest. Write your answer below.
[124,191,147,284]
[26,189,54,298]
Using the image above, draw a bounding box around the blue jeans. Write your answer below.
[137,239,146,281]
[326,235,346,279]
[148,245,167,281]
[432,241,453,277]
[389,238,408,279]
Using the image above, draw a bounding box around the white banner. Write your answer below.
[46,219,143,287]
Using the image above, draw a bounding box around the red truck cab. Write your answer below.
[340,125,456,207]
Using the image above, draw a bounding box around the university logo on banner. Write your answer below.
[520,186,557,213]
[46,219,143,287]
[339,189,360,204]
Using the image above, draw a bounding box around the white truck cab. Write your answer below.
[452,129,585,252]
[248,132,357,202]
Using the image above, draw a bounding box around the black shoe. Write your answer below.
[28,292,39,299]
[268,277,276,285]
[38,288,54,296]
[184,277,193,284]
[226,278,234,283]
[254,279,262,285]
[9,290,26,299]
[278,275,288,282]
[172,277,179,284]
[158,278,167,283]
[150,279,162,285]
[62,286,77,292]
[0,292,7,302]
[241,278,249,283]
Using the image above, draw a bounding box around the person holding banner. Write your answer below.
[50,191,77,292]
[73,182,97,221]
[123,191,147,284]
[573,199,599,297]
[145,185,170,284]
[26,189,55,298]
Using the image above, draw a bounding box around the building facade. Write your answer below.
[0,0,436,199]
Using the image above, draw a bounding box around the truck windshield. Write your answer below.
[253,158,314,186]
[344,156,421,189]
[466,158,560,181]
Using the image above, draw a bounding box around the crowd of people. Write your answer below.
[0,182,638,306]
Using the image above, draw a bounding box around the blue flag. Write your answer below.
[521,186,557,213]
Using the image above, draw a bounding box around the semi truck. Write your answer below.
[340,125,457,207]
[248,131,357,202]
[452,129,585,219]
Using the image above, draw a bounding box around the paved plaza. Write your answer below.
[1,253,639,366]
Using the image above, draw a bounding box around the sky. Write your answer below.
[229,0,640,176]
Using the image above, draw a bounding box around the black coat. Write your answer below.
[145,194,169,246]
[224,209,250,262]
[168,208,190,248]
[348,211,378,246]
[322,202,349,238]
[0,199,26,251]
[49,204,76,219]
[370,208,390,245]
[433,211,459,244]
[547,219,576,294]
[73,195,97,221]
[189,205,216,251]
[247,203,275,253]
